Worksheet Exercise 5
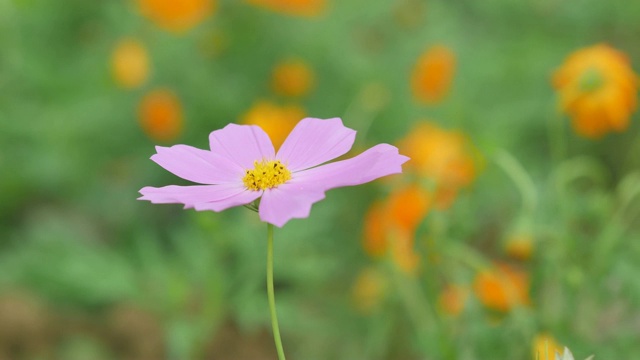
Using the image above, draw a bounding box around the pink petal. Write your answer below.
[152,145,244,184]
[292,144,409,190]
[139,183,260,211]
[209,124,275,169]
[192,190,262,212]
[258,182,326,227]
[276,117,356,172]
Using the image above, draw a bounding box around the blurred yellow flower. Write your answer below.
[362,184,430,274]
[411,45,456,104]
[505,233,533,261]
[246,0,325,17]
[137,0,215,33]
[399,122,478,209]
[533,333,563,360]
[240,101,305,150]
[138,89,184,142]
[473,263,530,312]
[553,44,638,138]
[351,267,387,315]
[390,231,421,275]
[271,58,315,98]
[438,284,467,316]
[111,38,150,89]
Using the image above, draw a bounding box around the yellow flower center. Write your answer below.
[579,67,604,92]
[242,160,291,191]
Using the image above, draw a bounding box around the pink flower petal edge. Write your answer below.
[139,118,409,227]
[292,144,409,191]
[152,145,244,185]
[139,183,259,210]
[209,124,275,169]
[276,117,356,172]
[259,183,326,227]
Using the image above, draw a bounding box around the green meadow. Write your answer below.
[1,0,640,359]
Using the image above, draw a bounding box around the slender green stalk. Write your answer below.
[267,223,286,360]
[493,150,538,215]
[392,261,452,359]
[592,176,640,271]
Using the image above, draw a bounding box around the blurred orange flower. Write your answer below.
[533,333,563,360]
[351,267,387,315]
[138,89,184,142]
[411,45,456,104]
[363,200,387,258]
[137,0,215,33]
[473,263,530,312]
[438,284,467,316]
[240,101,305,150]
[553,44,639,138]
[362,184,430,274]
[111,38,150,89]
[271,58,315,98]
[399,122,478,209]
[246,0,325,17]
[386,183,431,231]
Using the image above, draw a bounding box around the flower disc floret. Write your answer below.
[243,160,291,191]
[578,67,604,92]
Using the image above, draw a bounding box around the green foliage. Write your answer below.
[1,0,640,358]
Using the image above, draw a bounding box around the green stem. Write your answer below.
[548,112,570,222]
[493,150,538,215]
[592,178,640,271]
[392,263,452,359]
[267,223,286,360]
[548,111,567,168]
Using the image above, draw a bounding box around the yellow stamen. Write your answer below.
[242,160,291,191]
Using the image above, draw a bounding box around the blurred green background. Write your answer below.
[1,0,640,359]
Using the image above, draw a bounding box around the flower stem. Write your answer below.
[266,223,286,360]
[493,150,537,216]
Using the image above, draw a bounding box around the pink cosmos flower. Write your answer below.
[139,117,409,227]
